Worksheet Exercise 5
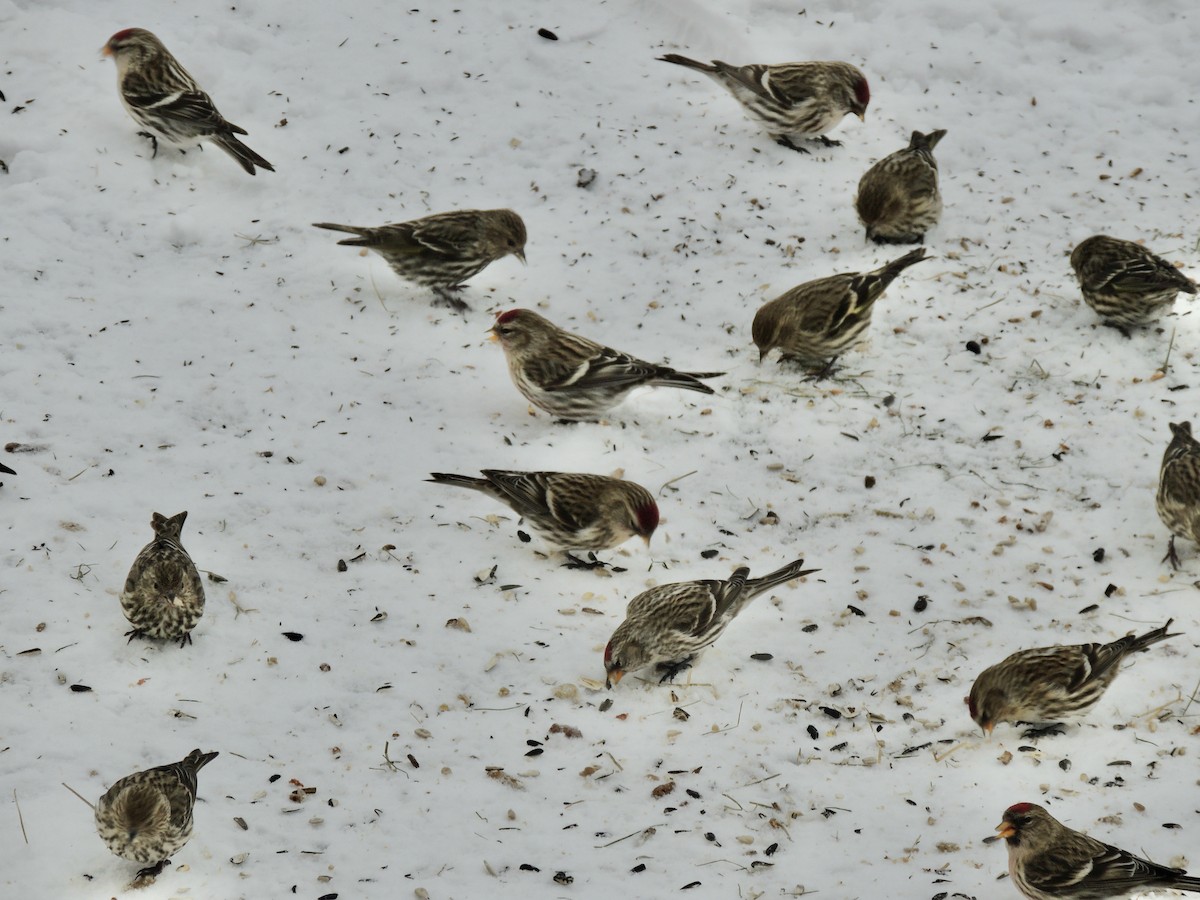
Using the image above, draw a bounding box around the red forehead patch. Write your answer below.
[110,28,138,43]
[1006,802,1035,816]
[637,500,660,535]
[855,78,870,108]
[603,641,613,664]
[495,309,523,325]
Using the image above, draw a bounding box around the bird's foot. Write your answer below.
[1019,722,1066,740]
[656,655,696,684]
[774,136,811,154]
[816,135,843,148]
[563,552,609,571]
[870,233,923,245]
[132,858,170,885]
[124,628,147,644]
[801,356,841,382]
[431,287,470,312]
[136,131,159,158]
[177,631,193,649]
[1163,535,1182,570]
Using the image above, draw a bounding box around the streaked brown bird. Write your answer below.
[1070,234,1196,332]
[967,620,1179,738]
[427,469,658,567]
[994,802,1200,899]
[490,308,723,420]
[1157,419,1200,568]
[855,129,946,244]
[121,511,205,647]
[102,28,273,175]
[658,55,868,152]
[604,558,818,687]
[752,247,928,374]
[95,748,219,884]
[313,209,526,310]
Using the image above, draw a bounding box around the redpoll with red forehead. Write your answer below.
[967,620,1179,738]
[313,209,527,311]
[426,470,658,567]
[1070,235,1197,333]
[753,247,928,375]
[490,308,724,421]
[604,558,818,687]
[102,28,273,175]
[994,802,1200,899]
[856,129,946,244]
[121,511,205,647]
[1157,420,1200,569]
[95,748,219,884]
[657,55,868,152]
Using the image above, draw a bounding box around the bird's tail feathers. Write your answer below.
[213,134,274,175]
[745,558,819,597]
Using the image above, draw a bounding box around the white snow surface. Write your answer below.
[2,0,1199,898]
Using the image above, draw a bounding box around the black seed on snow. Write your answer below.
[1078,604,1098,614]
[819,706,841,719]
[807,725,819,740]
[599,698,613,712]
[537,27,558,40]
[765,842,778,856]
[553,872,573,885]
[269,773,281,782]
[847,605,865,617]
[686,789,700,799]
[831,742,848,752]
[70,684,92,692]
[282,632,303,641]
[525,748,543,757]
[1163,822,1182,829]
[802,623,819,633]
[1092,548,1105,562]
[700,549,718,559]
[914,596,929,612]
[1018,746,1037,753]
[750,652,773,661]
[1104,583,1117,597]
[520,864,540,871]
[966,340,981,354]
[1059,759,1071,771]
[517,530,531,543]
[864,475,876,488]
[631,864,646,873]
[337,559,347,572]
[682,881,701,889]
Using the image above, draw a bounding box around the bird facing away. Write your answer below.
[966,620,1179,738]
[994,802,1200,899]
[312,209,527,310]
[1157,420,1200,569]
[658,55,868,152]
[489,308,724,421]
[102,28,274,175]
[855,129,947,244]
[752,247,928,374]
[121,511,205,647]
[95,748,219,884]
[1070,235,1197,332]
[426,470,658,567]
[604,558,818,687]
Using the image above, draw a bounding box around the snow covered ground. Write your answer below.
[2,0,1198,897]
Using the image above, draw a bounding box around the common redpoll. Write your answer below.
[658,54,868,152]
[855,129,946,244]
[427,470,658,566]
[102,29,274,175]
[994,802,1200,899]
[313,209,526,310]
[1157,420,1200,569]
[489,308,724,421]
[1070,235,1197,332]
[604,558,818,687]
[967,620,1179,738]
[752,247,928,373]
[121,511,205,647]
[95,748,219,883]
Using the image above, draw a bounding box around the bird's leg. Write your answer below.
[774,135,811,154]
[816,135,843,148]
[431,286,471,313]
[804,356,841,382]
[1163,535,1182,570]
[136,131,159,158]
[562,552,608,571]
[124,628,147,644]
[132,858,171,885]
[177,632,193,649]
[656,655,696,684]
[1019,722,1067,740]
